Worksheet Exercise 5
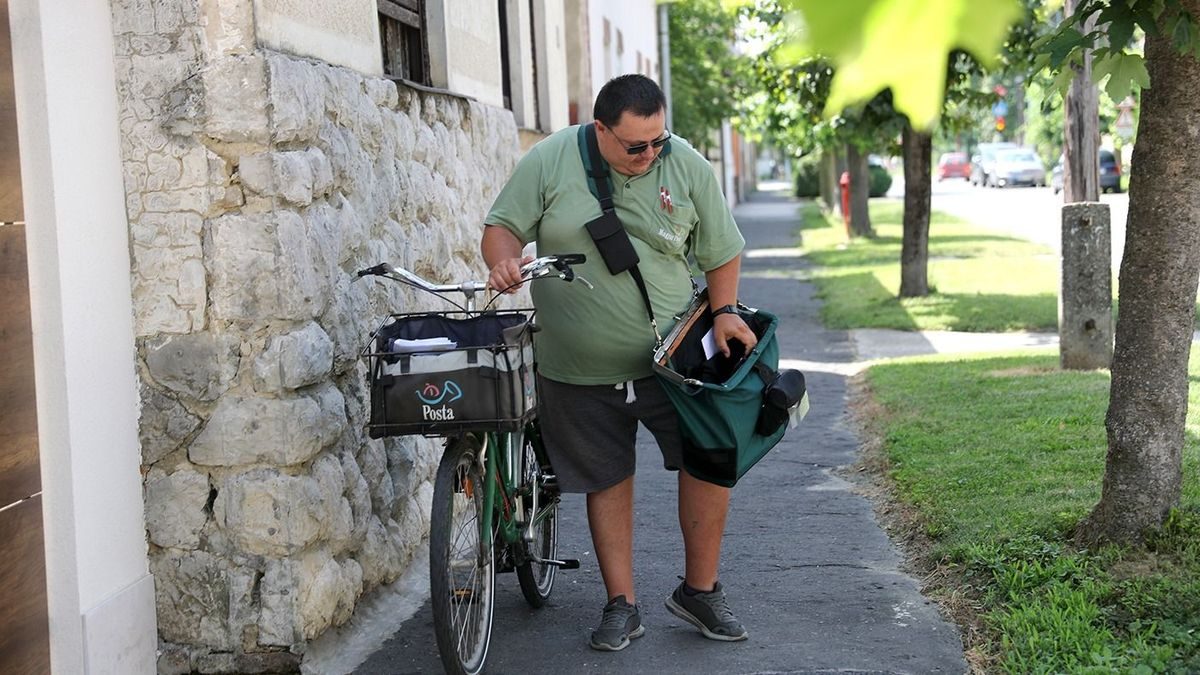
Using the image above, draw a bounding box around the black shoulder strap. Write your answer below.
[578,123,661,345]
[582,124,615,213]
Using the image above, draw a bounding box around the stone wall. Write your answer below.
[111,0,521,671]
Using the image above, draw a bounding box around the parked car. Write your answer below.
[970,142,1018,186]
[988,147,1045,187]
[1050,149,1123,194]
[937,152,971,180]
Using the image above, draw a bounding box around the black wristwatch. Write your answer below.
[711,304,739,317]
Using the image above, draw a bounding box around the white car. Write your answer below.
[987,147,1046,188]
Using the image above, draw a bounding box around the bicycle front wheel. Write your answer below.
[430,435,495,675]
[515,429,558,607]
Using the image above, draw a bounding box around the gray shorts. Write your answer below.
[536,375,683,494]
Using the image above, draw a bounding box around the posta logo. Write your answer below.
[417,380,463,422]
[417,380,463,405]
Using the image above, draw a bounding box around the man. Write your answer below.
[482,74,755,651]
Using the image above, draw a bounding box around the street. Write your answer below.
[889,175,1130,269]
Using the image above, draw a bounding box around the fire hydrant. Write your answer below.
[838,171,852,235]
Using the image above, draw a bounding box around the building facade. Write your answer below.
[6,0,607,672]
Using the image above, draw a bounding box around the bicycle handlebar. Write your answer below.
[355,254,590,309]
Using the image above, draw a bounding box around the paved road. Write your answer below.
[352,188,967,675]
[889,175,1129,268]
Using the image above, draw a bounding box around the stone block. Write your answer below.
[202,54,270,144]
[253,321,334,392]
[364,77,398,109]
[296,550,362,639]
[142,188,212,214]
[214,469,325,557]
[145,468,210,549]
[150,550,234,650]
[1060,202,1114,370]
[357,515,401,587]
[144,331,240,401]
[189,390,342,467]
[340,451,372,544]
[308,148,334,197]
[238,150,315,205]
[313,452,353,554]
[258,558,299,646]
[206,212,325,322]
[267,55,323,145]
[205,0,255,56]
[139,382,201,465]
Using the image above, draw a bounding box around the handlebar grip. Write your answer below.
[356,264,388,277]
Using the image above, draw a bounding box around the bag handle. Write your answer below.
[579,123,664,347]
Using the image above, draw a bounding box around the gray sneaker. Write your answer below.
[589,595,645,651]
[664,580,748,641]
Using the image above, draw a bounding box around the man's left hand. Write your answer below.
[713,312,757,358]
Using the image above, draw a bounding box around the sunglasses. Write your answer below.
[609,127,672,155]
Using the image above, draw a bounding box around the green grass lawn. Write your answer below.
[862,350,1200,673]
[801,201,1061,332]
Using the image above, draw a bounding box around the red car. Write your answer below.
[937,152,972,180]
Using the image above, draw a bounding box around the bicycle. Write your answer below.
[356,254,590,675]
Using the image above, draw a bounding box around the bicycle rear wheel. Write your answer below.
[430,435,494,675]
[515,428,558,607]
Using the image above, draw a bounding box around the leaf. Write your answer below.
[1099,2,1136,49]
[784,0,1022,129]
[1090,51,1119,84]
[1103,52,1150,102]
[1044,27,1085,68]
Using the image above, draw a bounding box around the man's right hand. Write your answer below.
[487,255,535,294]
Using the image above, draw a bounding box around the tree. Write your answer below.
[780,0,1200,547]
[899,122,932,296]
[667,0,749,149]
[1059,0,1200,546]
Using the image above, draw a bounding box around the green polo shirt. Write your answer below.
[485,124,744,385]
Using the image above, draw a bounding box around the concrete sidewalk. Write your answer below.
[350,189,969,674]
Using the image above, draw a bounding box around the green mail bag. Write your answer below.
[652,293,789,488]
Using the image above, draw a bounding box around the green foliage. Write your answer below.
[800,202,1060,331]
[867,164,892,197]
[779,0,1023,128]
[1035,0,1200,104]
[668,0,749,147]
[793,154,821,197]
[864,349,1200,671]
[742,1,904,159]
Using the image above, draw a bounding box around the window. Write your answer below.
[379,0,429,84]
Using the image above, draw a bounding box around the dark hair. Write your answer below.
[593,74,666,127]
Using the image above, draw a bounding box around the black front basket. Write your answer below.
[363,310,537,437]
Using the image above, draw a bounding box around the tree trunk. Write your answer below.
[818,150,838,212]
[845,143,873,238]
[1077,4,1200,547]
[900,123,931,297]
[1064,0,1100,202]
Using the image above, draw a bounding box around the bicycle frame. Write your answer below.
[476,423,557,556]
